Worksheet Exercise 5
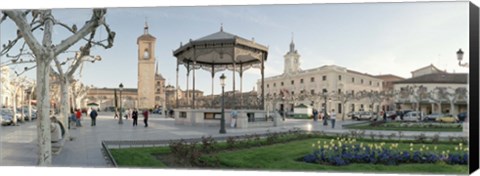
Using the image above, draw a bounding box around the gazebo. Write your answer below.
[173,26,269,109]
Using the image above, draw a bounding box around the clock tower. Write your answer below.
[137,22,156,109]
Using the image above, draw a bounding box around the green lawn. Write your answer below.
[344,122,463,132]
[110,138,468,174]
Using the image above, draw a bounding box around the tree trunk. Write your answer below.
[36,59,52,166]
[12,90,17,125]
[59,76,70,137]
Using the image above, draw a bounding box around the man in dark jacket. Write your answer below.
[132,109,138,126]
[90,108,98,126]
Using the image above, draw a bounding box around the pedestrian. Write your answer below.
[90,108,98,126]
[69,110,77,129]
[114,109,119,119]
[132,108,138,126]
[50,116,63,142]
[313,109,319,122]
[330,109,336,128]
[75,109,82,127]
[322,110,329,126]
[126,108,131,120]
[382,110,387,122]
[142,109,149,127]
[230,109,238,128]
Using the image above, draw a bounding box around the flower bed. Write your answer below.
[303,138,468,166]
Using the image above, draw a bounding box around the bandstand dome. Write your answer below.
[173,27,269,109]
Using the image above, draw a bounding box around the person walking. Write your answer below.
[142,109,149,127]
[330,109,337,129]
[75,109,82,127]
[230,109,238,128]
[313,109,319,122]
[382,110,387,122]
[132,109,138,126]
[114,109,119,119]
[90,108,98,126]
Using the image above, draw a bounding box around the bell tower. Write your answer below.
[137,21,156,109]
[284,33,301,75]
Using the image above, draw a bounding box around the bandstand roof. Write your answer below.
[173,27,269,74]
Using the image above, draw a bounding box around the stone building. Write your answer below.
[257,39,384,118]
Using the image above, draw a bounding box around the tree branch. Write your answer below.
[4,10,44,57]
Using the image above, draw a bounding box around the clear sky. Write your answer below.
[0,1,470,95]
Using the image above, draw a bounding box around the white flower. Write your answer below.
[410,143,413,147]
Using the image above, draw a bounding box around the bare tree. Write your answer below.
[1,9,114,165]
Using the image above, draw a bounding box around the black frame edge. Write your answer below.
[469,1,479,174]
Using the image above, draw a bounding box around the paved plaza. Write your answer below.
[0,112,465,167]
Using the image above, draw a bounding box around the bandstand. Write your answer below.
[172,26,282,129]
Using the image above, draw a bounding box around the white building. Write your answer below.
[257,40,383,118]
[393,65,468,116]
[0,66,12,107]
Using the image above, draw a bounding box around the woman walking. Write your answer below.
[132,109,138,126]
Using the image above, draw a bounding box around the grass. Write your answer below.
[110,137,468,174]
[344,122,462,132]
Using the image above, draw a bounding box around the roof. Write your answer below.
[394,73,467,84]
[137,34,156,43]
[411,64,444,74]
[294,104,309,108]
[195,31,237,42]
[374,74,405,80]
[346,69,379,79]
[155,73,165,80]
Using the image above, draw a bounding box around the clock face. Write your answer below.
[143,50,150,59]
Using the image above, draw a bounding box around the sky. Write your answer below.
[0,1,470,96]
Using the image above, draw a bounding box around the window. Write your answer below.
[155,96,160,101]
[338,89,341,94]
[157,81,160,86]
[322,75,327,81]
[300,79,304,84]
[351,90,354,95]
[281,82,284,86]
[291,80,294,85]
[300,90,304,94]
[274,83,276,87]
[311,77,315,82]
[311,89,315,95]
[361,79,364,84]
[352,78,355,83]
[157,88,160,92]
[322,89,327,93]
[369,81,372,85]
[377,82,380,86]
[274,93,277,97]
[267,84,269,88]
[338,75,342,80]
[291,91,295,95]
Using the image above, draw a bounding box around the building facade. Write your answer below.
[393,69,468,116]
[257,40,384,118]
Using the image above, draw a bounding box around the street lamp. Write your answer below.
[118,83,124,124]
[457,49,467,67]
[219,73,226,134]
[456,48,468,137]
[323,89,328,120]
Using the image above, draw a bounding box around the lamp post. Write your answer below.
[219,74,226,134]
[456,48,468,137]
[323,89,328,119]
[119,83,124,125]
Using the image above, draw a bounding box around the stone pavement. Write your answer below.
[0,112,465,167]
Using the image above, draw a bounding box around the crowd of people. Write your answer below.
[68,107,151,128]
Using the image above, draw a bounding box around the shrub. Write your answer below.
[414,133,427,143]
[226,136,237,149]
[431,134,440,144]
[201,136,217,153]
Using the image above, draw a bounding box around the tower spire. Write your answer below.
[290,32,295,53]
[220,23,223,32]
[144,17,149,34]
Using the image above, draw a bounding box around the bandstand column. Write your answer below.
[232,60,236,109]
[176,61,179,108]
[186,63,190,108]
[211,65,215,96]
[192,48,196,109]
[261,54,265,110]
[239,64,243,108]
